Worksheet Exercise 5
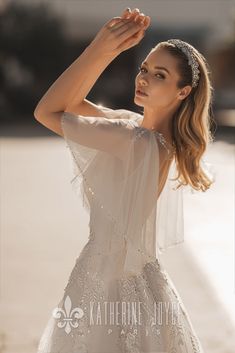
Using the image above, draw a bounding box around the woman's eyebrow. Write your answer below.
[142,61,170,75]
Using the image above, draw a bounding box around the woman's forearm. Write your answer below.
[34,42,118,114]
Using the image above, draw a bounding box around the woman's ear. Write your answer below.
[178,85,192,100]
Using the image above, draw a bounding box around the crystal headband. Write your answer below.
[167,39,200,88]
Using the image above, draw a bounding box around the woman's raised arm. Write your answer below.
[34,9,150,119]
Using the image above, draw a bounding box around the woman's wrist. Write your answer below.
[88,39,121,59]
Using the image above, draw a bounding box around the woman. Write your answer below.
[35,7,214,353]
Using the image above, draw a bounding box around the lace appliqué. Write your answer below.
[38,256,203,353]
[62,240,106,340]
[116,259,166,352]
[115,259,203,353]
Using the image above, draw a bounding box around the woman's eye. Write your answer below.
[138,66,165,79]
[138,66,146,73]
[155,73,165,79]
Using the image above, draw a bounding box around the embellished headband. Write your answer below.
[167,39,200,88]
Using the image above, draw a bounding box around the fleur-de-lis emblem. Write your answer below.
[52,295,84,334]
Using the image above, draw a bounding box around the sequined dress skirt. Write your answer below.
[36,240,204,353]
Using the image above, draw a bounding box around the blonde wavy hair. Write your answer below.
[153,40,216,192]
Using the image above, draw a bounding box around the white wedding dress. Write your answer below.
[36,106,204,353]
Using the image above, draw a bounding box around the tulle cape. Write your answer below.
[60,106,189,274]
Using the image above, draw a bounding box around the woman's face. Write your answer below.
[134,47,187,110]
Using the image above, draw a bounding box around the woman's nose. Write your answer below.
[139,77,148,85]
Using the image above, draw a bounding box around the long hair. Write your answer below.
[153,40,216,192]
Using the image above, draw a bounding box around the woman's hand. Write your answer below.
[90,8,151,57]
[120,8,151,36]
[117,8,151,52]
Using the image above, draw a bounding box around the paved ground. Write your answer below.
[0,122,234,353]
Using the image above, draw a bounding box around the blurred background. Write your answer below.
[0,0,234,352]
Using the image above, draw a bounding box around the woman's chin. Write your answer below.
[134,96,145,106]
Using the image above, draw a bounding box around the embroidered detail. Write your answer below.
[190,333,202,353]
[117,329,140,353]
[116,259,203,353]
[134,126,174,156]
[38,257,204,353]
[63,245,105,302]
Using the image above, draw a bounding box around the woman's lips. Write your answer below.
[135,90,148,97]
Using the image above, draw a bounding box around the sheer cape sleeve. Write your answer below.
[155,142,216,255]
[155,158,185,253]
[60,106,190,274]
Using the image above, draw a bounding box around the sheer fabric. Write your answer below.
[60,106,184,258]
[36,106,205,353]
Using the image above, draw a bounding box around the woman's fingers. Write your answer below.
[115,19,145,39]
[139,16,151,31]
[94,10,149,56]
[120,8,151,30]
[108,11,149,46]
[105,16,123,28]
[121,7,141,21]
[121,7,131,19]
[116,26,145,52]
[144,16,151,28]
[105,17,131,33]
[108,11,150,38]
[138,13,146,24]
[132,8,140,21]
